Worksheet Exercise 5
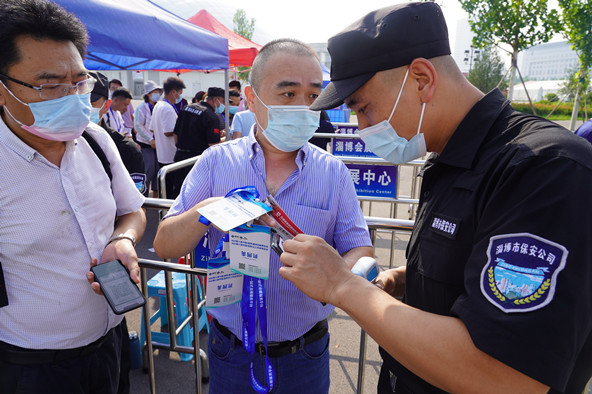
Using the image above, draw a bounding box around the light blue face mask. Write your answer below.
[216,101,225,114]
[253,89,320,152]
[150,92,161,102]
[357,69,427,164]
[1,80,91,141]
[90,107,101,124]
[229,105,239,115]
[175,92,183,104]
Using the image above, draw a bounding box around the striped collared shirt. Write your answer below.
[165,132,371,342]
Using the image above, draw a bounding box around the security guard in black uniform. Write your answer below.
[172,86,225,191]
[277,3,592,393]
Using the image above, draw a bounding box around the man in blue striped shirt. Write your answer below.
[154,38,373,393]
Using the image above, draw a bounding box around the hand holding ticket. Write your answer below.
[197,186,272,232]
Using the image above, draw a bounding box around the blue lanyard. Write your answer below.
[109,108,122,132]
[163,99,179,114]
[241,275,274,393]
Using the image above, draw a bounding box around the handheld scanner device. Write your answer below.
[351,257,379,282]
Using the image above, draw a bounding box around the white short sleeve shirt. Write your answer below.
[150,101,178,164]
[0,119,145,349]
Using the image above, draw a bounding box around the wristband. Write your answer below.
[107,233,136,247]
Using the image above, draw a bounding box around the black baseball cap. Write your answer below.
[89,71,109,103]
[207,87,225,98]
[311,2,450,111]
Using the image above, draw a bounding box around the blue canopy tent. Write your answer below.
[52,0,229,71]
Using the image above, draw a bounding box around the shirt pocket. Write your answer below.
[294,204,334,239]
[418,223,472,286]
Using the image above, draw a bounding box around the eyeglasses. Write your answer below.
[0,73,96,100]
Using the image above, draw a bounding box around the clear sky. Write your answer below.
[152,0,469,46]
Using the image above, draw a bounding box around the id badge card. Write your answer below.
[197,193,271,232]
[206,257,243,309]
[229,224,271,279]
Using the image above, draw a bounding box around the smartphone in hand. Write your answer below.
[91,260,146,314]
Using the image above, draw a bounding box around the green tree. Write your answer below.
[459,0,561,102]
[467,46,508,94]
[233,9,255,40]
[233,9,256,81]
[557,0,592,129]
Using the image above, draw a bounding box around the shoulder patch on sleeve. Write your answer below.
[480,233,568,313]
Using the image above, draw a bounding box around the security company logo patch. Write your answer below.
[480,232,568,313]
[130,173,146,194]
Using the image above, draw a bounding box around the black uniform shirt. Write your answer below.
[381,89,592,393]
[99,119,146,195]
[173,102,220,155]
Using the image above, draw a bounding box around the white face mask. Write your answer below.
[1,80,91,141]
[357,69,427,164]
[252,89,320,152]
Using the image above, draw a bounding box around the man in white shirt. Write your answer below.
[0,1,146,393]
[104,87,133,137]
[150,76,185,198]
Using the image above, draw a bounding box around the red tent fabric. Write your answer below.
[187,9,261,67]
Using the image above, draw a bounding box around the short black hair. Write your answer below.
[249,38,319,91]
[109,79,123,88]
[163,77,186,94]
[229,80,241,90]
[229,90,240,98]
[192,91,205,103]
[112,87,133,100]
[0,0,88,77]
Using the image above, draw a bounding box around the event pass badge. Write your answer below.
[197,191,271,232]
[206,257,243,309]
[229,224,271,279]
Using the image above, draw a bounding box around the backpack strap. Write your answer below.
[82,130,112,182]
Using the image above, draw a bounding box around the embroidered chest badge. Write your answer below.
[480,233,568,313]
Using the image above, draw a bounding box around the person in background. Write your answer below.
[230,107,256,140]
[135,80,162,197]
[229,79,245,111]
[0,2,146,393]
[109,78,135,138]
[172,86,226,194]
[154,38,373,394]
[104,87,133,137]
[280,3,592,393]
[90,72,146,195]
[150,76,185,198]
[575,117,592,145]
[309,110,334,151]
[192,90,205,104]
[228,89,241,124]
[109,78,122,98]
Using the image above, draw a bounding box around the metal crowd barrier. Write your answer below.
[139,198,414,393]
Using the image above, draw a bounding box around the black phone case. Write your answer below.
[91,260,146,315]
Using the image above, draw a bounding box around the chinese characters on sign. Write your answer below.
[332,126,377,158]
[346,164,397,198]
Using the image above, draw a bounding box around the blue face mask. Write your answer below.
[253,89,320,152]
[216,101,225,114]
[150,92,161,102]
[1,80,91,141]
[229,105,239,115]
[90,107,101,124]
[357,69,427,164]
[175,93,183,104]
